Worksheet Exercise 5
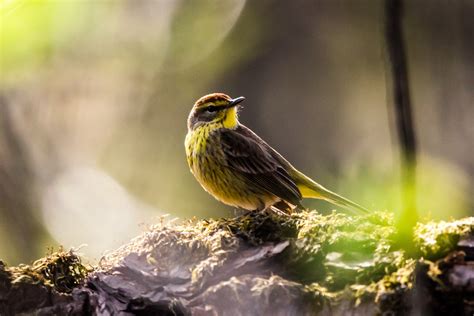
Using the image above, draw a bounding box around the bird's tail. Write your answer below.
[293,170,370,215]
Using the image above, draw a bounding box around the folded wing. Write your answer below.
[218,127,303,208]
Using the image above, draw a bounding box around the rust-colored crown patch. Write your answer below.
[194,93,231,108]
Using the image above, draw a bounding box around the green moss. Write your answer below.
[414,217,474,259]
[199,210,300,244]
[351,258,416,303]
[192,210,472,313]
[7,248,90,293]
[4,210,472,313]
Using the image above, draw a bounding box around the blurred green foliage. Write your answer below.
[1,0,92,83]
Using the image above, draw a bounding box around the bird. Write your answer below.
[185,93,369,214]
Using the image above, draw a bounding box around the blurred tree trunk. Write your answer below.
[384,0,418,244]
[0,97,51,263]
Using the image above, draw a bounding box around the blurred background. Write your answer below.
[0,0,472,265]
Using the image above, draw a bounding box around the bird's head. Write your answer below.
[188,93,245,130]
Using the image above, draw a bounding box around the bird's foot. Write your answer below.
[271,200,295,215]
[231,208,251,217]
[269,206,291,217]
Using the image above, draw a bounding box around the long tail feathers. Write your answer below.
[295,172,370,215]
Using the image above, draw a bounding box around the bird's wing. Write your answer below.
[218,127,302,207]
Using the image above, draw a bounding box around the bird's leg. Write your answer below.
[231,208,250,217]
[269,206,291,217]
[272,200,294,215]
[266,200,294,217]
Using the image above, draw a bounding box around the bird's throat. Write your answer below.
[185,107,239,156]
[222,107,238,129]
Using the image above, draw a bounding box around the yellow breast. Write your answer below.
[185,125,276,210]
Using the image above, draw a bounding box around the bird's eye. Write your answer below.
[205,106,219,113]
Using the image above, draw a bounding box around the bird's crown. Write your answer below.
[193,93,232,108]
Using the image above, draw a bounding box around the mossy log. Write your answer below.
[1,211,474,315]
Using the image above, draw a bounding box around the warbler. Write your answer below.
[185,93,369,214]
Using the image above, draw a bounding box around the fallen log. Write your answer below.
[1,211,473,315]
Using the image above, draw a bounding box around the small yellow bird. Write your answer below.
[185,93,368,214]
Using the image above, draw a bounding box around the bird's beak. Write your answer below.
[227,96,245,108]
